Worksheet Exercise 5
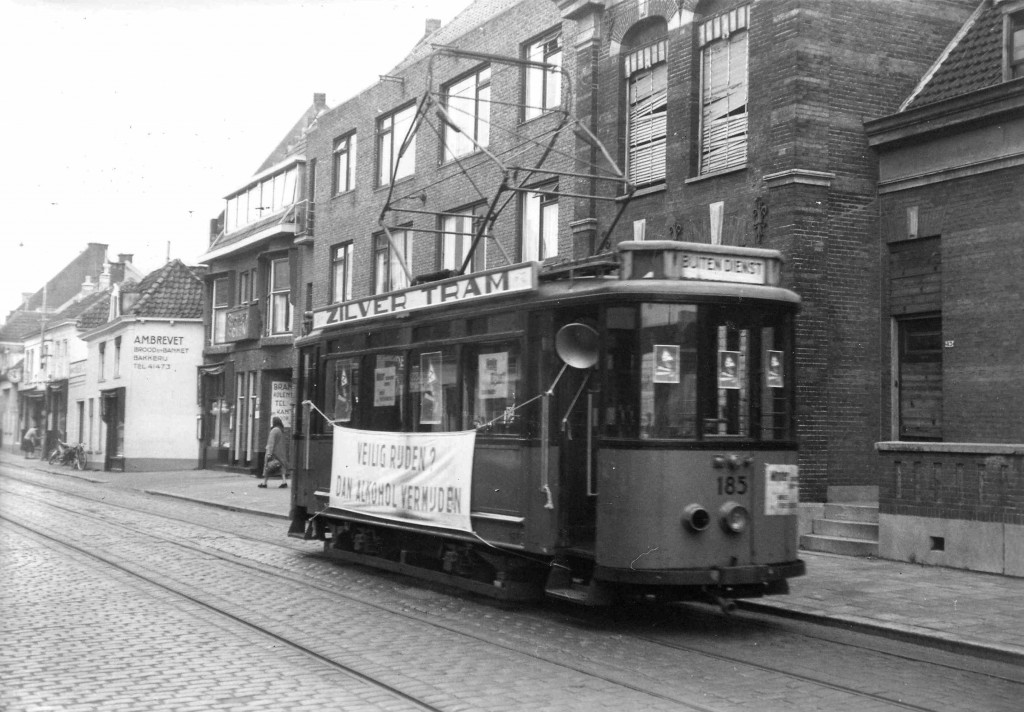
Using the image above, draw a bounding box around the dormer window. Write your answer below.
[1008,10,1024,79]
[223,162,300,234]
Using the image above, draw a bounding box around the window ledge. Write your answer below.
[875,441,1024,456]
[439,150,485,169]
[518,110,564,128]
[261,335,294,346]
[629,182,667,198]
[331,189,355,200]
[374,175,416,192]
[684,164,748,184]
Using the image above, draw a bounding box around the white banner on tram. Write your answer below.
[330,426,476,533]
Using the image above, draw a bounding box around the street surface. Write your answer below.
[2,461,1022,712]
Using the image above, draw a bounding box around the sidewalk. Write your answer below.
[5,451,1023,665]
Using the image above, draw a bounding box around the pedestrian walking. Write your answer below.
[21,424,40,458]
[258,416,287,488]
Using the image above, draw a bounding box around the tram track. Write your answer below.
[2,516,446,712]
[0,475,720,712]
[4,468,1021,712]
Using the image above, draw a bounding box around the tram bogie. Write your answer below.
[290,240,805,607]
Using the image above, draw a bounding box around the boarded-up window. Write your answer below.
[897,316,942,441]
[699,6,748,175]
[889,236,941,315]
[626,41,667,186]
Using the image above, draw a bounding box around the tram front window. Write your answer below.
[604,303,795,442]
[639,304,698,439]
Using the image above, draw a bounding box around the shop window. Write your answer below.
[377,104,417,185]
[896,315,942,441]
[268,257,292,335]
[443,65,491,161]
[465,340,522,435]
[699,6,749,175]
[521,183,558,261]
[524,30,562,120]
[441,204,487,274]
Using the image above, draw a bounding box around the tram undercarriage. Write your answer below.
[292,507,803,609]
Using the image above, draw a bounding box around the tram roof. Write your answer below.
[299,271,799,346]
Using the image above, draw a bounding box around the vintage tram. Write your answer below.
[290,240,804,607]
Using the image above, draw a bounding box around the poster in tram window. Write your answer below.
[334,362,352,423]
[766,350,785,389]
[478,352,508,399]
[653,345,680,384]
[420,352,443,425]
[374,363,397,407]
[718,350,741,390]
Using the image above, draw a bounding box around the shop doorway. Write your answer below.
[101,388,125,471]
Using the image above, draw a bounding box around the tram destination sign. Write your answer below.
[678,250,767,285]
[313,262,538,329]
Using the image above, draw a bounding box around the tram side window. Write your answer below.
[604,307,639,437]
[368,353,406,431]
[639,304,698,439]
[760,324,794,440]
[464,341,523,436]
[326,357,360,426]
[411,347,459,432]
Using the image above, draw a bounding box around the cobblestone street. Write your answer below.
[3,464,1023,712]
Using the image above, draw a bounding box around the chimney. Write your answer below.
[313,92,327,109]
[425,18,441,36]
[80,276,95,298]
[22,292,34,309]
[117,253,133,264]
[98,263,111,290]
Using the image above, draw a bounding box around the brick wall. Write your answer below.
[301,0,977,503]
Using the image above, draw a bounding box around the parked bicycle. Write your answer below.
[47,440,88,470]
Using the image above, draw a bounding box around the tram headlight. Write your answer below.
[682,504,711,532]
[720,502,749,534]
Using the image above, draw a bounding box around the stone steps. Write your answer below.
[801,492,879,557]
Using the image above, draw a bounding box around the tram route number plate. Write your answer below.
[764,464,799,515]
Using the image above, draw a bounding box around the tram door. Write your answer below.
[553,312,599,550]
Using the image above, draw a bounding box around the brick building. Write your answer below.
[196,94,327,472]
[865,0,1024,575]
[203,0,990,549]
[291,0,974,494]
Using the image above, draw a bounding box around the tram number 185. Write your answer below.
[717,475,749,495]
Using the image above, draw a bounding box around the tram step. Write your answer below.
[545,585,592,604]
[799,533,879,557]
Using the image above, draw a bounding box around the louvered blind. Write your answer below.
[700,15,748,174]
[627,61,668,185]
